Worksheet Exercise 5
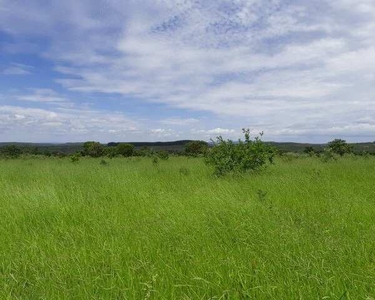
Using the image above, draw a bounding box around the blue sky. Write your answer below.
[0,0,374,143]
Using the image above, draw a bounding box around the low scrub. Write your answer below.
[0,145,22,159]
[205,129,275,176]
[157,150,169,160]
[185,140,208,156]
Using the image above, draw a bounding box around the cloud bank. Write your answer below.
[0,0,374,142]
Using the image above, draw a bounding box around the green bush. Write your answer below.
[303,146,316,156]
[1,145,22,159]
[361,151,371,159]
[321,148,338,163]
[205,129,275,176]
[157,150,169,160]
[100,159,109,166]
[179,166,190,176]
[70,153,80,163]
[116,143,134,157]
[152,156,159,166]
[83,141,105,157]
[328,139,353,156]
[134,147,152,157]
[105,147,117,159]
[281,152,300,162]
[185,141,208,156]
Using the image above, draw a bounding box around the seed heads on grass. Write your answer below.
[361,151,371,159]
[2,156,375,298]
[157,150,169,160]
[179,166,190,176]
[142,274,158,300]
[312,168,322,179]
[321,148,338,163]
[257,189,267,202]
[281,152,300,163]
[100,159,109,166]
[152,156,159,166]
[70,154,80,163]
[257,189,274,210]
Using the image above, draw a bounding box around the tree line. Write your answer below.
[0,141,209,159]
[0,138,372,160]
[1,136,373,176]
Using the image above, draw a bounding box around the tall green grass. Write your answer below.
[1,156,375,299]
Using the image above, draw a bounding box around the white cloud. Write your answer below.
[148,128,175,138]
[0,0,375,141]
[16,89,69,103]
[192,128,237,139]
[0,104,139,142]
[2,63,32,75]
[161,117,198,126]
[206,128,236,134]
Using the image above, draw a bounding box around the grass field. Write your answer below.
[1,156,375,299]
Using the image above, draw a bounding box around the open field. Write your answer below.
[1,156,375,299]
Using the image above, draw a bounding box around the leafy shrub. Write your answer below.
[185,141,208,156]
[281,152,300,162]
[257,189,267,202]
[361,151,371,159]
[205,129,275,176]
[320,148,338,163]
[100,159,109,166]
[328,139,353,156]
[43,150,52,157]
[0,145,22,159]
[343,153,357,160]
[51,151,66,158]
[116,143,134,157]
[179,166,190,176]
[157,150,169,160]
[136,147,152,157]
[303,146,316,157]
[152,157,159,165]
[105,147,117,159]
[83,141,105,157]
[70,154,80,163]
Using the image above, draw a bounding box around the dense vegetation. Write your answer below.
[1,155,375,299]
[205,130,275,175]
[1,139,374,157]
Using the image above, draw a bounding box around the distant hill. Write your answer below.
[0,142,84,155]
[0,141,195,155]
[1,141,374,155]
[266,142,375,154]
[107,140,194,152]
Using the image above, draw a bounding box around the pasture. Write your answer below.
[1,156,375,299]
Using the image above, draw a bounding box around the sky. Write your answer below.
[0,0,375,143]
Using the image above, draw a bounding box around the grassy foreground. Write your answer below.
[1,156,375,299]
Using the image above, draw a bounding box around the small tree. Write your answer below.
[205,129,275,176]
[303,146,316,157]
[1,145,22,159]
[70,153,80,163]
[136,146,152,157]
[328,139,353,156]
[157,150,169,160]
[83,141,105,157]
[105,147,117,159]
[30,147,40,155]
[303,146,315,154]
[321,148,338,162]
[116,143,134,157]
[43,150,52,157]
[185,141,208,156]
